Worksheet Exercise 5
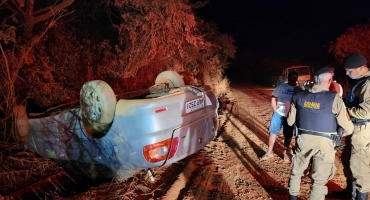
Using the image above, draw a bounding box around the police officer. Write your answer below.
[287,66,354,200]
[343,52,370,200]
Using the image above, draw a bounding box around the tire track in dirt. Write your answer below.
[230,85,290,158]
[223,116,290,199]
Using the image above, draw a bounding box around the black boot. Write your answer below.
[289,195,297,200]
[356,190,368,200]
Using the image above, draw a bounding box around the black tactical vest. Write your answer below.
[345,76,370,108]
[293,90,337,132]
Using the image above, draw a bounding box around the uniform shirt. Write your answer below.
[347,70,370,120]
[287,85,354,152]
[272,83,299,117]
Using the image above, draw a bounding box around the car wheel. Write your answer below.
[80,80,116,136]
[155,71,185,88]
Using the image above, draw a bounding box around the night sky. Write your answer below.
[198,0,370,82]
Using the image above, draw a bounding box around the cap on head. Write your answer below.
[342,52,367,69]
[288,70,298,77]
[313,66,334,76]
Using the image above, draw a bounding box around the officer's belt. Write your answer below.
[351,118,370,126]
[298,130,337,141]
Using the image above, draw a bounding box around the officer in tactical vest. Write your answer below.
[287,66,354,200]
[343,52,370,200]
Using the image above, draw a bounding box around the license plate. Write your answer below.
[185,98,204,113]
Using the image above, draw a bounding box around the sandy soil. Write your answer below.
[1,83,353,200]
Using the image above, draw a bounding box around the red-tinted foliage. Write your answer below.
[329,23,370,62]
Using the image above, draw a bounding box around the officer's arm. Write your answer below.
[287,101,296,126]
[347,80,370,119]
[333,95,354,136]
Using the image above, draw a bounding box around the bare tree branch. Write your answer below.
[5,0,25,15]
[32,0,75,26]
[34,0,67,16]
[24,9,73,56]
[25,0,34,15]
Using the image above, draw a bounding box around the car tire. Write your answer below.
[80,80,116,136]
[155,71,185,88]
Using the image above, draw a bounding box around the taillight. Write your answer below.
[155,107,167,113]
[143,137,179,163]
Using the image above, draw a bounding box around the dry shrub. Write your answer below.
[109,58,166,94]
[0,45,22,143]
[2,0,236,112]
[202,65,230,97]
[66,170,151,200]
[329,23,370,62]
[0,142,61,195]
[19,24,87,108]
[213,77,231,98]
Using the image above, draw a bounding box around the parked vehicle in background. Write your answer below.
[14,71,219,180]
[272,65,314,89]
[284,65,313,86]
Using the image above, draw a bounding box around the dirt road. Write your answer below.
[147,83,347,200]
[2,83,350,200]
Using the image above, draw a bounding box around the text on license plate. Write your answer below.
[185,98,204,113]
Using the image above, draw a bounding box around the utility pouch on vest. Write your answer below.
[346,92,354,103]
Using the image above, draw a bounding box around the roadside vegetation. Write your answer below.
[0,0,235,141]
[329,23,370,62]
[0,0,235,196]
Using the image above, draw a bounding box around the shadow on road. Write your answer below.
[223,118,290,199]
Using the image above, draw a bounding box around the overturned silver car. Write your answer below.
[14,71,219,180]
